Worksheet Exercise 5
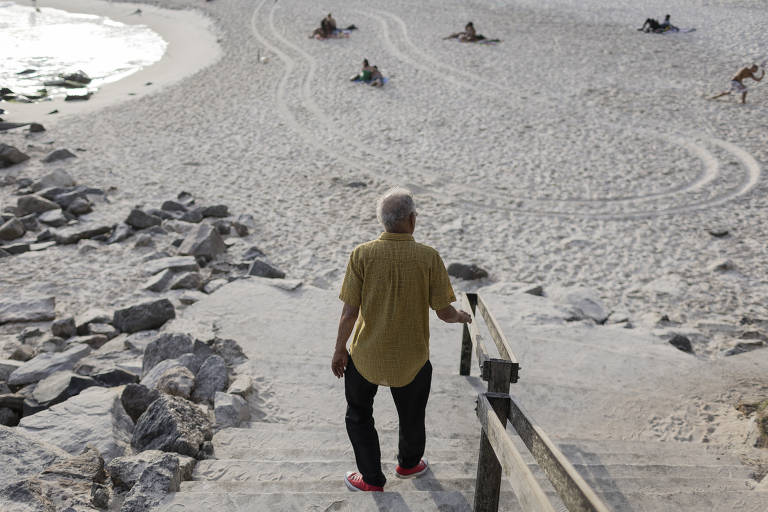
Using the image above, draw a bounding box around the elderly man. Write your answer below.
[331,187,471,492]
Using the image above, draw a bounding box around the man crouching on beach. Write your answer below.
[331,187,472,492]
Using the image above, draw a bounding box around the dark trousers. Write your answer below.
[344,356,432,487]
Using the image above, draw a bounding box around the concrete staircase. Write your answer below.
[157,280,768,511]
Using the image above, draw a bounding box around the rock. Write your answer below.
[113,298,175,334]
[66,196,92,215]
[557,287,610,324]
[75,308,112,335]
[141,355,197,390]
[212,219,231,235]
[669,334,694,354]
[87,323,119,340]
[121,383,159,423]
[39,335,67,353]
[179,292,206,305]
[146,208,174,220]
[0,359,24,380]
[38,208,68,227]
[145,255,199,275]
[142,332,194,376]
[523,285,545,297]
[447,262,488,280]
[708,258,736,273]
[178,223,226,259]
[133,233,154,248]
[0,393,24,412]
[0,248,9,258]
[32,370,99,407]
[52,317,76,338]
[131,394,213,457]
[0,296,56,325]
[92,484,110,509]
[125,208,162,230]
[107,450,194,492]
[0,217,25,240]
[724,341,765,356]
[170,271,202,290]
[191,355,228,403]
[203,278,229,294]
[53,223,112,244]
[0,143,30,168]
[200,204,229,218]
[30,240,56,251]
[123,330,158,353]
[10,344,35,362]
[29,123,45,133]
[107,223,133,244]
[231,221,248,237]
[211,338,248,367]
[120,453,181,512]
[179,209,203,223]
[247,259,285,279]
[92,367,139,387]
[0,424,69,487]
[37,169,76,189]
[41,148,76,163]
[161,200,187,213]
[214,392,249,428]
[17,194,60,216]
[19,213,39,231]
[156,366,195,399]
[18,386,134,461]
[3,242,30,255]
[0,407,19,426]
[7,344,91,386]
[708,228,729,238]
[68,334,109,349]
[227,374,253,397]
[242,246,265,260]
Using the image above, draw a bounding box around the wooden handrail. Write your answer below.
[460,293,491,370]
[476,295,518,366]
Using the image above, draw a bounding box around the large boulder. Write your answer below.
[75,308,112,335]
[16,195,60,216]
[214,392,250,428]
[140,355,198,390]
[131,394,213,458]
[7,344,91,386]
[191,355,228,403]
[141,268,175,292]
[107,450,195,492]
[0,425,68,488]
[178,222,226,259]
[0,217,25,241]
[121,383,159,423]
[0,359,24,381]
[18,386,134,461]
[447,262,489,281]
[0,143,30,168]
[31,370,99,407]
[0,296,55,325]
[142,332,193,376]
[554,287,610,324]
[156,366,195,400]
[120,453,181,512]
[113,298,175,333]
[51,316,76,338]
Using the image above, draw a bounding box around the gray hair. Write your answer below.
[377,187,416,231]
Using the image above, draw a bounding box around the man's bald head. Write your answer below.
[377,187,416,232]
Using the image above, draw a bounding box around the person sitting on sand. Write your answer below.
[369,66,384,87]
[638,18,661,32]
[658,15,679,32]
[710,64,764,104]
[311,13,354,40]
[443,22,499,43]
[350,59,374,82]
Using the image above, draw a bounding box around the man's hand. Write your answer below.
[437,305,473,324]
[332,348,348,378]
[456,309,472,323]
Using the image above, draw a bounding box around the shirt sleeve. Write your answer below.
[339,250,363,307]
[429,252,456,311]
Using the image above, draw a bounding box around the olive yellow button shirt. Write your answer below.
[339,232,456,387]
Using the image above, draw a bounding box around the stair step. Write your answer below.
[157,489,768,512]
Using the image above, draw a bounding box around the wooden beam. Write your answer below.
[477,295,519,365]
[507,396,611,512]
[476,393,556,512]
[461,294,491,373]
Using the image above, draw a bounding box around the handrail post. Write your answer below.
[473,360,513,512]
[459,293,478,376]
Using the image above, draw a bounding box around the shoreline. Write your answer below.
[2,0,221,125]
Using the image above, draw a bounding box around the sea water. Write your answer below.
[0,1,167,98]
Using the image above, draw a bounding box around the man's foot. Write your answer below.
[395,459,429,479]
[344,472,384,492]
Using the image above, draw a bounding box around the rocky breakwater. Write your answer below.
[0,293,256,510]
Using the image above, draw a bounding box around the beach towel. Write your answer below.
[351,77,389,85]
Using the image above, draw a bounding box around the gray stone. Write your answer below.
[0,296,56,325]
[107,223,133,244]
[53,223,112,244]
[179,209,203,223]
[41,148,76,163]
[558,287,610,324]
[161,200,187,212]
[18,326,43,342]
[91,484,110,509]
[126,208,162,230]
[67,334,109,349]
[142,332,194,376]
[524,285,545,297]
[29,123,45,133]
[212,219,231,235]
[179,292,206,305]
[17,194,60,216]
[108,450,194,492]
[192,355,228,403]
[133,233,154,248]
[39,335,67,353]
[131,394,213,457]
[3,242,30,255]
[211,338,248,367]
[37,169,76,189]
[121,383,159,423]
[0,407,19,426]
[19,213,40,232]
[66,197,92,216]
[146,208,174,220]
[113,298,175,334]
[7,344,91,386]
[708,258,736,273]
[248,259,285,279]
[724,341,765,356]
[0,217,25,241]
[10,344,35,362]
[179,223,226,259]
[75,308,113,335]
[170,271,202,290]
[123,330,158,353]
[214,391,250,428]
[86,323,118,340]
[0,393,24,412]
[51,188,87,209]
[145,256,199,276]
[242,246,266,260]
[51,317,76,338]
[91,368,139,387]
[200,204,229,218]
[32,371,99,406]
[669,334,694,354]
[203,278,229,294]
[38,208,68,227]
[156,366,195,399]
[0,143,30,168]
[29,240,56,251]
[447,262,489,280]
[231,221,248,237]
[227,374,253,397]
[18,386,133,461]
[0,424,69,488]
[0,359,24,380]
[120,453,181,512]
[141,355,197,390]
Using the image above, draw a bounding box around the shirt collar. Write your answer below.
[379,232,414,241]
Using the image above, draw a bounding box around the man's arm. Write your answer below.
[436,305,472,324]
[331,303,359,378]
[755,69,765,82]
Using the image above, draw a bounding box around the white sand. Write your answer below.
[1,0,767,358]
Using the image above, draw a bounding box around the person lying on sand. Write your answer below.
[639,14,678,33]
[658,15,679,32]
[310,13,357,40]
[443,22,500,43]
[350,59,374,82]
[710,64,764,104]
